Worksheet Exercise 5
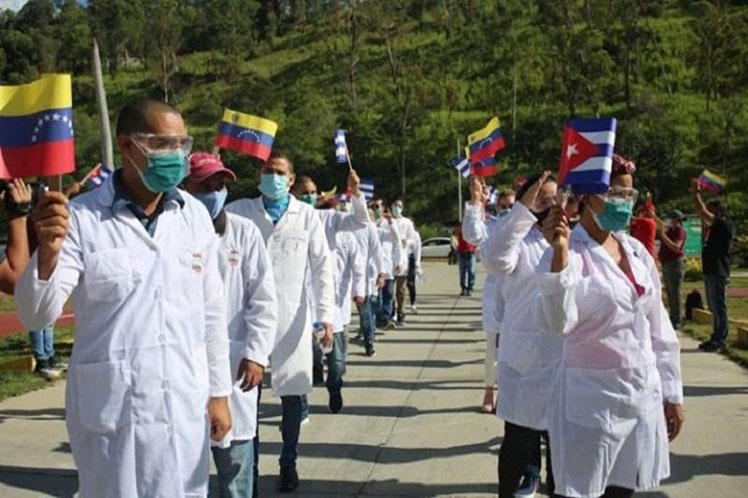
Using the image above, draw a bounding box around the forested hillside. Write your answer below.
[1,0,747,229]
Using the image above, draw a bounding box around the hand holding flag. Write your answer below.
[347,168,361,196]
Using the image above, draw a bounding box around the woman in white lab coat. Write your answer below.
[537,157,684,498]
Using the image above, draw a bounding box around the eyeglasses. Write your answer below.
[604,187,639,203]
[130,133,194,156]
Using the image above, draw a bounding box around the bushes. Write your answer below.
[684,257,703,282]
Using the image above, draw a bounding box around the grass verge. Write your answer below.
[0,326,74,402]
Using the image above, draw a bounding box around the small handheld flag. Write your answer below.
[558,117,617,194]
[0,74,76,179]
[335,129,348,163]
[215,109,277,161]
[86,163,110,188]
[697,169,727,194]
[360,178,375,203]
[451,156,471,178]
[467,117,505,176]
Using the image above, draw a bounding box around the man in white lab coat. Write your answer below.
[226,154,335,493]
[371,199,402,331]
[15,98,233,497]
[353,210,385,356]
[184,152,278,497]
[390,198,416,326]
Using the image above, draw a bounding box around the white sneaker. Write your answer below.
[300,415,310,426]
[410,304,419,314]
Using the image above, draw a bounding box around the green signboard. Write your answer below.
[683,215,702,258]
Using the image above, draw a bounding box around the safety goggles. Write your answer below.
[130,133,194,156]
[602,187,639,203]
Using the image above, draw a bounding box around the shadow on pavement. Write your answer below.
[683,385,748,397]
[0,408,65,422]
[0,465,78,498]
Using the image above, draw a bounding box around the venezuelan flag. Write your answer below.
[467,117,505,172]
[0,74,75,179]
[215,109,278,161]
[697,169,727,194]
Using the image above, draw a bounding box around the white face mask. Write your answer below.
[392,205,403,217]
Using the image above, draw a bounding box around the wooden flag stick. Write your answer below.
[345,145,354,172]
[212,145,221,157]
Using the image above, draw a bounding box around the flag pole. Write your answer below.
[457,137,462,221]
[92,38,114,171]
[345,145,354,173]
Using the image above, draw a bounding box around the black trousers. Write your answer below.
[407,253,417,305]
[554,487,634,498]
[498,421,554,497]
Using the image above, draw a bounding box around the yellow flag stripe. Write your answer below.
[0,74,72,117]
[468,117,501,145]
[221,109,278,136]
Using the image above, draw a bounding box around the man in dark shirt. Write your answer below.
[692,179,735,351]
[659,210,687,329]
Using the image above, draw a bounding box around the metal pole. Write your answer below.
[457,137,462,221]
[92,38,114,171]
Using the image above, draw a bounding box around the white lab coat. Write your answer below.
[393,216,416,276]
[482,201,563,430]
[215,213,277,447]
[375,218,402,279]
[226,196,335,396]
[462,204,506,335]
[333,231,366,332]
[14,177,232,498]
[354,224,385,297]
[316,192,370,250]
[537,224,683,497]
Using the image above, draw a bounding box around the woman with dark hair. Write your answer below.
[483,171,562,497]
[537,156,684,498]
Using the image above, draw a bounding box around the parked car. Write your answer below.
[421,237,452,259]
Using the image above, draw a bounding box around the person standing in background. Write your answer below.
[630,193,657,259]
[658,210,687,330]
[407,228,422,314]
[454,222,477,297]
[692,179,735,353]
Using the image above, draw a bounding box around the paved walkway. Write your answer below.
[0,262,747,497]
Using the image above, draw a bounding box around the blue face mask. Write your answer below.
[300,194,317,206]
[133,150,187,193]
[594,197,634,233]
[193,188,228,220]
[259,173,289,200]
[392,205,403,217]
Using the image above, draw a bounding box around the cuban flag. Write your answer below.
[86,163,110,188]
[558,117,617,195]
[451,155,471,178]
[335,129,348,163]
[360,178,374,203]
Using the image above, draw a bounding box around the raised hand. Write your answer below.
[520,170,551,209]
[32,191,70,280]
[348,169,361,195]
[469,175,486,206]
[542,205,570,250]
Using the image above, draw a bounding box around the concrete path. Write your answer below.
[0,262,747,497]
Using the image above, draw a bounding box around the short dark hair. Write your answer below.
[515,173,556,201]
[115,98,181,137]
[266,153,295,173]
[707,199,726,217]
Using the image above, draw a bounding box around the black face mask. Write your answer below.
[534,208,551,226]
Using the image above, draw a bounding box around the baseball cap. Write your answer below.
[188,152,237,182]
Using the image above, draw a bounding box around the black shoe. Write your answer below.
[698,340,714,351]
[467,288,473,296]
[48,355,68,371]
[700,341,725,353]
[34,359,61,380]
[278,465,299,492]
[313,364,324,386]
[328,388,343,413]
[460,288,466,296]
[365,342,376,357]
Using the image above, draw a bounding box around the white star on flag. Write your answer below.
[52,113,61,121]
[44,115,51,122]
[31,135,37,142]
[566,142,578,159]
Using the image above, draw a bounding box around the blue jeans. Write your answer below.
[312,332,347,391]
[376,279,394,328]
[459,252,476,290]
[326,333,347,391]
[359,296,376,344]
[29,327,54,361]
[212,439,254,497]
[704,274,729,347]
[280,395,302,468]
